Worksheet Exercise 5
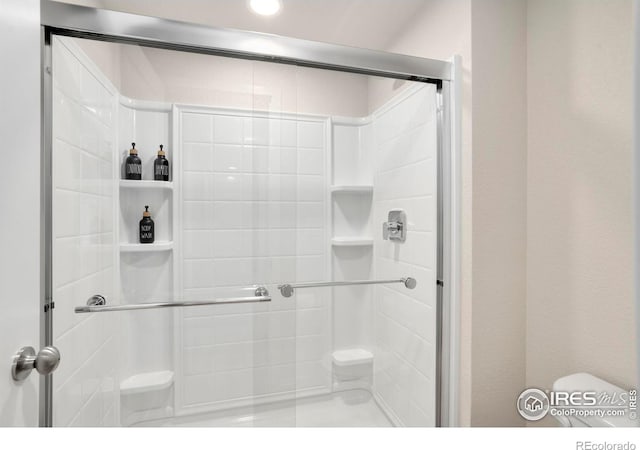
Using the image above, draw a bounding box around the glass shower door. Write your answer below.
[48,27,440,428]
[49,35,301,427]
[50,35,120,426]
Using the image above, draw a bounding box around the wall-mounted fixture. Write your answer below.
[383,210,407,242]
[249,0,282,16]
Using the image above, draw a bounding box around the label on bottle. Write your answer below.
[155,165,169,176]
[140,224,153,241]
[127,164,142,175]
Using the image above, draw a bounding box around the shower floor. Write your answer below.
[136,389,393,427]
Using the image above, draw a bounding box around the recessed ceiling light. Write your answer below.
[249,0,281,16]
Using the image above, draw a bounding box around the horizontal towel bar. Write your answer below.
[75,288,271,313]
[277,277,416,298]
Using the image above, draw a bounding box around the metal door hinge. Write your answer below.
[436,280,444,287]
[44,301,55,312]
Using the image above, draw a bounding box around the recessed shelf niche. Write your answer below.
[119,185,173,245]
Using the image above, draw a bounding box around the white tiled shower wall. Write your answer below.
[51,37,438,425]
[372,85,438,426]
[178,110,331,411]
[52,37,119,426]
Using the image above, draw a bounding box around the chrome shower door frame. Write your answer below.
[40,0,459,427]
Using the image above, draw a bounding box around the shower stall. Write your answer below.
[30,1,459,427]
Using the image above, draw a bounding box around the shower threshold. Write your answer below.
[134,389,393,427]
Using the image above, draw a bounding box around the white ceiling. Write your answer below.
[55,0,429,50]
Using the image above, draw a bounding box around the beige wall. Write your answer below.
[526,0,636,425]
[470,0,527,427]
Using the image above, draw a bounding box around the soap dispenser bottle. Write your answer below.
[153,144,170,181]
[125,142,142,180]
[139,206,155,244]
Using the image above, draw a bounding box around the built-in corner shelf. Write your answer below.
[120,241,174,253]
[331,237,373,247]
[120,370,174,396]
[120,179,173,191]
[330,185,373,194]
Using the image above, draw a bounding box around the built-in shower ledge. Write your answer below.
[119,179,173,190]
[120,241,174,253]
[331,237,373,247]
[120,370,174,396]
[330,185,373,194]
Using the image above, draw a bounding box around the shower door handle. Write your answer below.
[11,346,61,381]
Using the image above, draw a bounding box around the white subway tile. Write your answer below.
[244,117,270,146]
[378,122,435,171]
[266,202,297,229]
[54,237,81,288]
[54,189,80,238]
[211,202,254,229]
[210,258,255,287]
[254,364,296,396]
[296,256,326,283]
[214,115,244,144]
[269,146,298,174]
[296,229,324,256]
[183,230,215,259]
[213,144,249,173]
[296,203,324,228]
[182,201,216,229]
[211,230,253,258]
[257,338,297,366]
[250,229,291,257]
[183,143,214,172]
[212,173,250,200]
[214,342,256,371]
[80,152,100,195]
[297,121,324,148]
[54,376,83,426]
[183,259,215,289]
[298,148,324,175]
[183,113,213,143]
[296,335,326,362]
[297,175,324,202]
[375,159,435,200]
[296,309,325,336]
[213,313,258,343]
[296,361,329,390]
[183,346,216,375]
[280,120,298,147]
[183,172,214,201]
[267,174,298,202]
[53,140,82,192]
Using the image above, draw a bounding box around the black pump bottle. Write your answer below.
[139,206,155,244]
[125,142,142,180]
[154,144,170,181]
